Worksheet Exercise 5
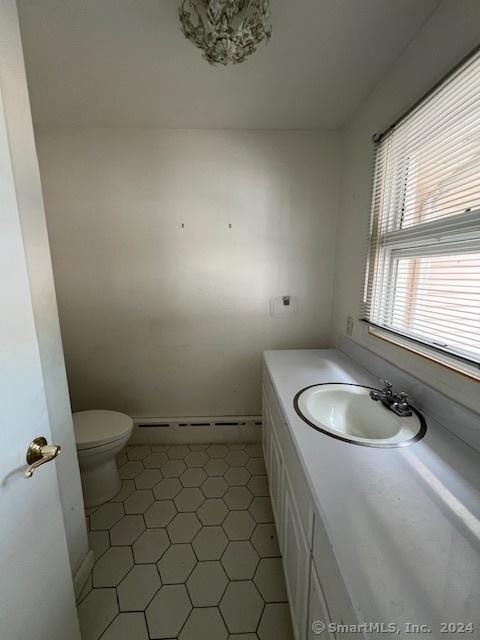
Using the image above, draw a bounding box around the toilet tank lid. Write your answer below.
[73,410,133,449]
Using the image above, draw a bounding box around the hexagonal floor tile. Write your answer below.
[247,458,266,475]
[249,497,274,523]
[146,585,192,639]
[248,475,269,497]
[144,500,177,528]
[220,581,263,634]
[223,511,256,541]
[135,468,162,489]
[207,444,229,458]
[224,486,253,510]
[257,603,293,640]
[77,588,118,640]
[201,476,228,498]
[174,487,204,512]
[197,499,228,525]
[185,451,209,467]
[143,452,168,468]
[93,547,133,587]
[180,607,228,640]
[101,612,149,640]
[167,445,190,459]
[119,461,144,479]
[205,459,228,476]
[222,541,259,580]
[254,558,288,602]
[151,444,168,452]
[88,530,110,560]
[162,459,187,477]
[186,561,228,606]
[226,450,249,467]
[189,443,208,450]
[245,444,263,457]
[133,528,169,564]
[110,515,145,545]
[153,477,182,500]
[90,502,124,530]
[228,443,247,450]
[181,467,207,487]
[251,524,280,557]
[157,544,197,584]
[124,489,154,514]
[111,479,136,502]
[127,445,151,460]
[225,466,251,486]
[193,526,228,560]
[117,564,161,611]
[167,512,202,543]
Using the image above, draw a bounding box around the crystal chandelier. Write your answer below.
[179,0,272,66]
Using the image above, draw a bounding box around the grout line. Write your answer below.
[80,444,290,640]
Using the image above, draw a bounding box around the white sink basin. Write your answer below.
[294,383,426,447]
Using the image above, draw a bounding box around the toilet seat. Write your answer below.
[73,410,133,450]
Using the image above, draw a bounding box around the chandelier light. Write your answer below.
[179,0,272,66]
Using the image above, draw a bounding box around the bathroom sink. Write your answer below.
[294,383,426,448]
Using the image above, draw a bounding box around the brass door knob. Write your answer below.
[25,437,61,478]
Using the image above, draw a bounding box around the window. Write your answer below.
[362,48,480,370]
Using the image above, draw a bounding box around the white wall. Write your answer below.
[332,0,480,414]
[36,128,341,417]
[1,1,88,576]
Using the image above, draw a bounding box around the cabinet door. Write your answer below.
[283,471,310,640]
[313,513,358,635]
[270,426,284,546]
[308,561,335,640]
[262,391,271,472]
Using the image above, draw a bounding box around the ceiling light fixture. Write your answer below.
[179,0,272,66]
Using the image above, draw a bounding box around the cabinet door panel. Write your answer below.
[262,389,271,472]
[264,371,314,546]
[308,560,335,640]
[270,426,284,547]
[313,513,357,632]
[283,471,310,640]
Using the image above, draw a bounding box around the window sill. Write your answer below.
[368,326,480,383]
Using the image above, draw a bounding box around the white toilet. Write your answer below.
[73,410,133,507]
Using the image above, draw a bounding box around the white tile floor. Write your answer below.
[78,443,294,640]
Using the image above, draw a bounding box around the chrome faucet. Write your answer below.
[369,380,413,417]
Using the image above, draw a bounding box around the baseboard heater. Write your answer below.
[131,415,262,445]
[135,416,262,429]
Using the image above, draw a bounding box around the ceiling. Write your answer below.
[17,0,441,129]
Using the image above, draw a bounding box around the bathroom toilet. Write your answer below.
[73,410,133,507]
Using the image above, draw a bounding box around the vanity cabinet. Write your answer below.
[262,367,360,640]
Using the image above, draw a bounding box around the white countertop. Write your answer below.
[264,348,480,637]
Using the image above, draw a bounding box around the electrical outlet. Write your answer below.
[346,316,354,336]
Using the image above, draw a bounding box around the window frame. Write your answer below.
[362,47,480,374]
[364,209,480,370]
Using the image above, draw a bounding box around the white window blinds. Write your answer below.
[362,48,480,367]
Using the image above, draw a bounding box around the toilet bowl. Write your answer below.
[73,410,133,507]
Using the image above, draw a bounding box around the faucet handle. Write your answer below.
[398,391,409,405]
[381,379,393,393]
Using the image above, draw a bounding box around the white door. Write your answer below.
[0,42,81,640]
